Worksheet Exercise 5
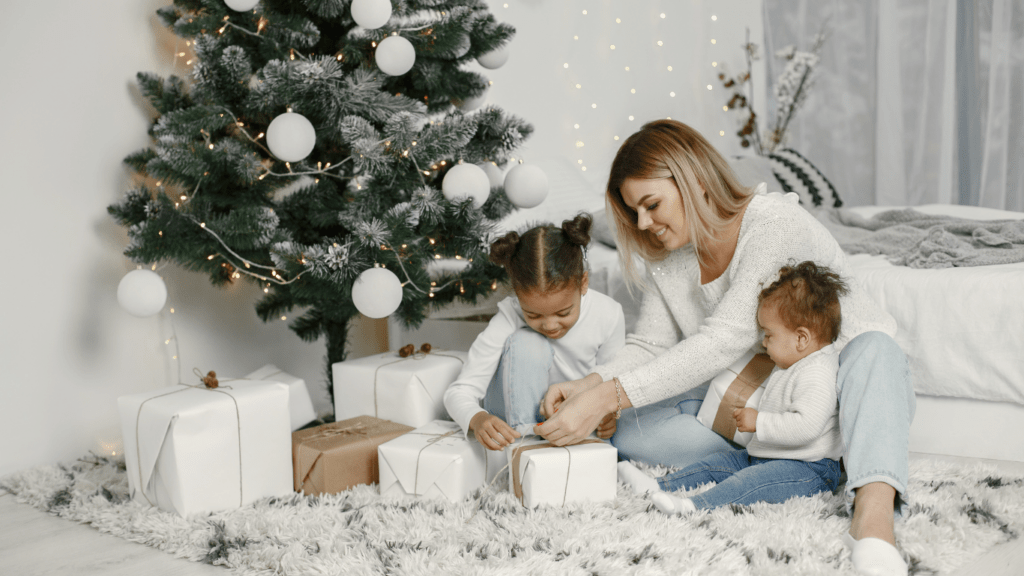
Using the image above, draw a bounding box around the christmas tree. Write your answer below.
[108,0,533,402]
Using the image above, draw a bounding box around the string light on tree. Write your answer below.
[375,35,415,76]
[266,112,316,162]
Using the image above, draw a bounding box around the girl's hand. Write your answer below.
[733,407,757,433]
[535,379,619,446]
[469,412,521,450]
[540,373,603,419]
[596,413,617,439]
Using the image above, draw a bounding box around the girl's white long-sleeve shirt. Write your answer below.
[747,344,843,462]
[594,185,897,408]
[443,290,626,438]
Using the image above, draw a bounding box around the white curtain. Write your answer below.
[764,0,1024,210]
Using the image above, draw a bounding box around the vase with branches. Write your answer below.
[720,24,830,156]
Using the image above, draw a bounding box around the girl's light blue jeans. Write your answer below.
[658,449,841,510]
[612,331,915,513]
[482,328,553,435]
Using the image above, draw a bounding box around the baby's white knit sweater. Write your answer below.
[594,186,897,408]
[747,344,843,462]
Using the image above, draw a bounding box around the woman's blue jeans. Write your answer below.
[612,331,915,513]
[657,449,842,510]
[482,328,554,436]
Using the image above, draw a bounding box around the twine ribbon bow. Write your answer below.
[133,369,243,509]
[408,428,461,495]
[371,344,464,418]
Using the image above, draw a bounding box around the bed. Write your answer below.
[392,156,1024,462]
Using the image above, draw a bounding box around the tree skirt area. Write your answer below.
[2,455,1022,576]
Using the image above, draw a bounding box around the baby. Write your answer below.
[619,261,848,515]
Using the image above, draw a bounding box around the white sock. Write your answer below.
[652,492,697,516]
[617,461,661,495]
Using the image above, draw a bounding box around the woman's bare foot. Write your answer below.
[849,482,897,546]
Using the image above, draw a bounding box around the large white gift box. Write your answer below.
[696,350,775,446]
[333,350,467,428]
[245,364,317,431]
[118,380,293,516]
[378,420,505,502]
[506,437,617,508]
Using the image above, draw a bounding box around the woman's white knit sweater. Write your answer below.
[594,186,897,408]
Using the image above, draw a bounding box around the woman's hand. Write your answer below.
[540,373,604,419]
[469,411,521,450]
[596,413,617,439]
[535,379,621,446]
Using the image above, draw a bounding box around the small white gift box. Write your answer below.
[118,380,293,516]
[696,350,775,446]
[377,420,505,502]
[332,349,467,428]
[245,364,317,431]
[506,437,617,509]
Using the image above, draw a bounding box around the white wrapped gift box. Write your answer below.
[245,364,317,431]
[333,350,467,428]
[695,350,775,446]
[117,380,293,516]
[506,437,617,509]
[378,420,505,502]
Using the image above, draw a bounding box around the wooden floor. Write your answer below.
[2,453,1022,575]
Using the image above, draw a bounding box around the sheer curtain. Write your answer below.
[764,0,1023,210]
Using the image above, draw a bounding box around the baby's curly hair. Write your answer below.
[489,213,591,293]
[758,261,849,344]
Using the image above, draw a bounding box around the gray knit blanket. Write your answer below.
[815,207,1024,268]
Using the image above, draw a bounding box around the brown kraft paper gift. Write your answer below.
[710,353,775,441]
[291,415,413,496]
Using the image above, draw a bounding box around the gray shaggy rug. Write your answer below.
[2,454,1022,575]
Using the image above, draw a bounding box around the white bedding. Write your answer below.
[841,204,1024,405]
[422,160,1024,407]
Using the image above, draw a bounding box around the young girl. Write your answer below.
[443,214,626,451]
[619,261,847,515]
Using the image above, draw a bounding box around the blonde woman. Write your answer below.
[534,120,914,576]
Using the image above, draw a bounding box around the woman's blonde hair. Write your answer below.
[606,119,754,290]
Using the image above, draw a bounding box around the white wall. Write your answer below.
[479,0,765,190]
[0,1,384,477]
[0,0,761,477]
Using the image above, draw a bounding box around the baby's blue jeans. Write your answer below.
[657,449,842,510]
[482,328,553,436]
[613,331,915,513]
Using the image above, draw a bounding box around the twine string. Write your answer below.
[372,347,464,418]
[133,378,244,509]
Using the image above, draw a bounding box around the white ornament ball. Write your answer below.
[442,163,491,209]
[266,112,316,163]
[224,0,259,12]
[455,86,488,111]
[117,269,168,318]
[375,35,415,76]
[352,267,403,318]
[477,44,510,69]
[450,34,471,59]
[503,164,549,209]
[478,162,504,188]
[351,0,392,29]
